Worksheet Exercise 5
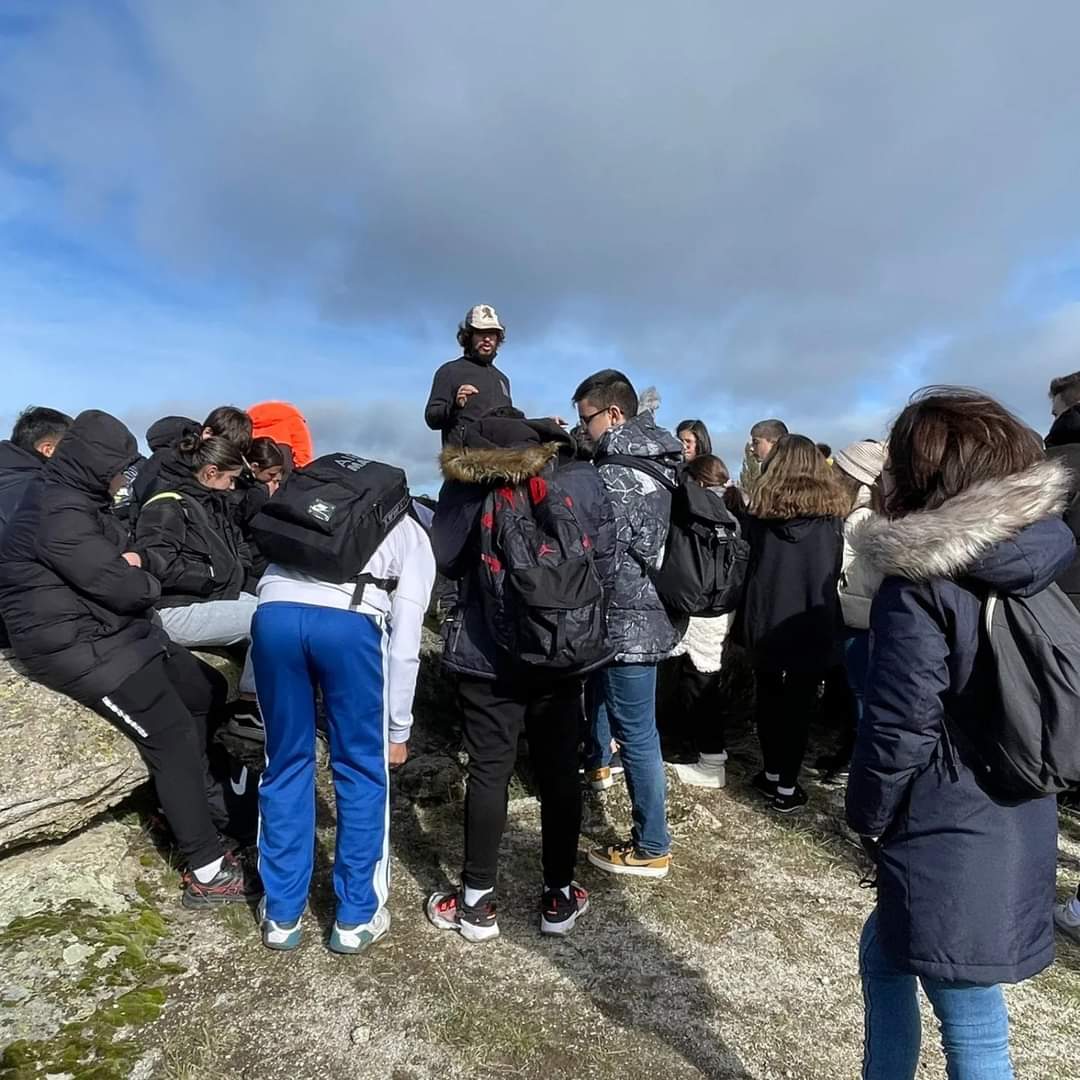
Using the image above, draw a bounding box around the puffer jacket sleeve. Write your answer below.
[36,503,160,615]
[846,577,950,837]
[135,498,216,598]
[432,481,483,580]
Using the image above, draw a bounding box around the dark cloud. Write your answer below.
[6,2,1080,423]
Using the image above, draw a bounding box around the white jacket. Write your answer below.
[670,611,731,674]
[838,489,884,630]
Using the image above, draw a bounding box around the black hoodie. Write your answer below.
[0,411,166,702]
[424,353,513,445]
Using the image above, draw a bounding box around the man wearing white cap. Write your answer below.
[425,305,513,445]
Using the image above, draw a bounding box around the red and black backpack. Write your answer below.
[477,469,613,674]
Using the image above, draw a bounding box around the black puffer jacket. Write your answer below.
[1045,406,1080,610]
[433,416,616,679]
[738,512,845,673]
[424,354,513,445]
[847,459,1073,984]
[0,440,43,542]
[134,475,247,608]
[0,411,166,702]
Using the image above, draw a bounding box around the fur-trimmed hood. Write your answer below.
[440,441,562,484]
[851,458,1075,587]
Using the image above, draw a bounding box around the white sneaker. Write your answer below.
[672,753,727,789]
[1054,901,1080,945]
[329,907,391,954]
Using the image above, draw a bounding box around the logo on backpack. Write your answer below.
[477,470,613,673]
[307,498,336,524]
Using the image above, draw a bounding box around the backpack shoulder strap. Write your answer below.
[143,491,184,507]
[595,453,678,492]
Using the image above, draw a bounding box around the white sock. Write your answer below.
[777,786,795,797]
[699,752,728,767]
[765,771,780,783]
[1066,896,1080,923]
[193,857,224,884]
[464,886,493,907]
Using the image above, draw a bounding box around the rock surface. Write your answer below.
[0,657,149,856]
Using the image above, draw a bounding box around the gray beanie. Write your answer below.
[834,439,887,487]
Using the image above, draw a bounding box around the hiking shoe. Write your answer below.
[1054,901,1080,946]
[588,840,671,879]
[182,852,262,909]
[258,897,303,951]
[772,786,809,814]
[226,701,265,742]
[587,766,615,791]
[425,890,500,943]
[672,756,727,789]
[750,771,779,799]
[329,907,391,955]
[540,882,590,936]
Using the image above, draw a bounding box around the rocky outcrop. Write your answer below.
[0,657,149,856]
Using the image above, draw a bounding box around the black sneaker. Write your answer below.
[226,701,265,743]
[540,882,590,936]
[425,890,499,943]
[772,786,809,814]
[182,851,263,909]
[750,771,779,799]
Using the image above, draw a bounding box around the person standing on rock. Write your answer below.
[250,477,436,954]
[0,410,261,909]
[424,305,513,446]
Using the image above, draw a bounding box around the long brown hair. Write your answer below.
[749,434,850,520]
[885,387,1044,518]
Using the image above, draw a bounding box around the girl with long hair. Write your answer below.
[739,434,848,811]
[847,388,1071,1078]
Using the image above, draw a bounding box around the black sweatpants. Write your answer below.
[754,669,822,789]
[678,657,728,756]
[458,673,584,893]
[87,648,230,869]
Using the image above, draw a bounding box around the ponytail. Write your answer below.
[178,434,245,475]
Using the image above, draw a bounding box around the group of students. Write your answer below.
[3,303,1080,1077]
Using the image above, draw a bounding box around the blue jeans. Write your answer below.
[844,629,870,723]
[859,910,1013,1080]
[252,602,391,927]
[596,663,669,856]
[584,672,612,770]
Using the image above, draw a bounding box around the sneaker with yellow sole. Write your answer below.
[587,840,671,879]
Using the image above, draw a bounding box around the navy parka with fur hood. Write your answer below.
[432,416,616,679]
[846,459,1074,985]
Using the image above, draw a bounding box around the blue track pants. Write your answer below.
[252,601,390,926]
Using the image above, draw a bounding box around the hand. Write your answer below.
[454,384,479,408]
[549,415,569,427]
[389,741,409,768]
[121,552,142,568]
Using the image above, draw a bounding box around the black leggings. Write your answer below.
[677,657,728,756]
[87,648,232,868]
[754,669,822,789]
[458,673,584,893]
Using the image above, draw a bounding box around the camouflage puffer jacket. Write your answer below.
[594,412,685,663]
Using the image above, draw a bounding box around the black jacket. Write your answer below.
[0,440,43,543]
[0,411,167,702]
[738,514,844,673]
[432,417,616,679]
[424,353,513,445]
[134,475,247,608]
[847,459,1073,984]
[1045,406,1080,610]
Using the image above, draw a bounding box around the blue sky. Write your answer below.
[5,2,1080,491]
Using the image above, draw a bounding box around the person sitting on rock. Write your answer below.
[0,410,260,909]
[132,433,263,739]
[250,474,435,954]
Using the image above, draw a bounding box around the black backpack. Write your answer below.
[477,468,614,674]
[954,583,1080,799]
[249,454,411,589]
[598,455,749,616]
